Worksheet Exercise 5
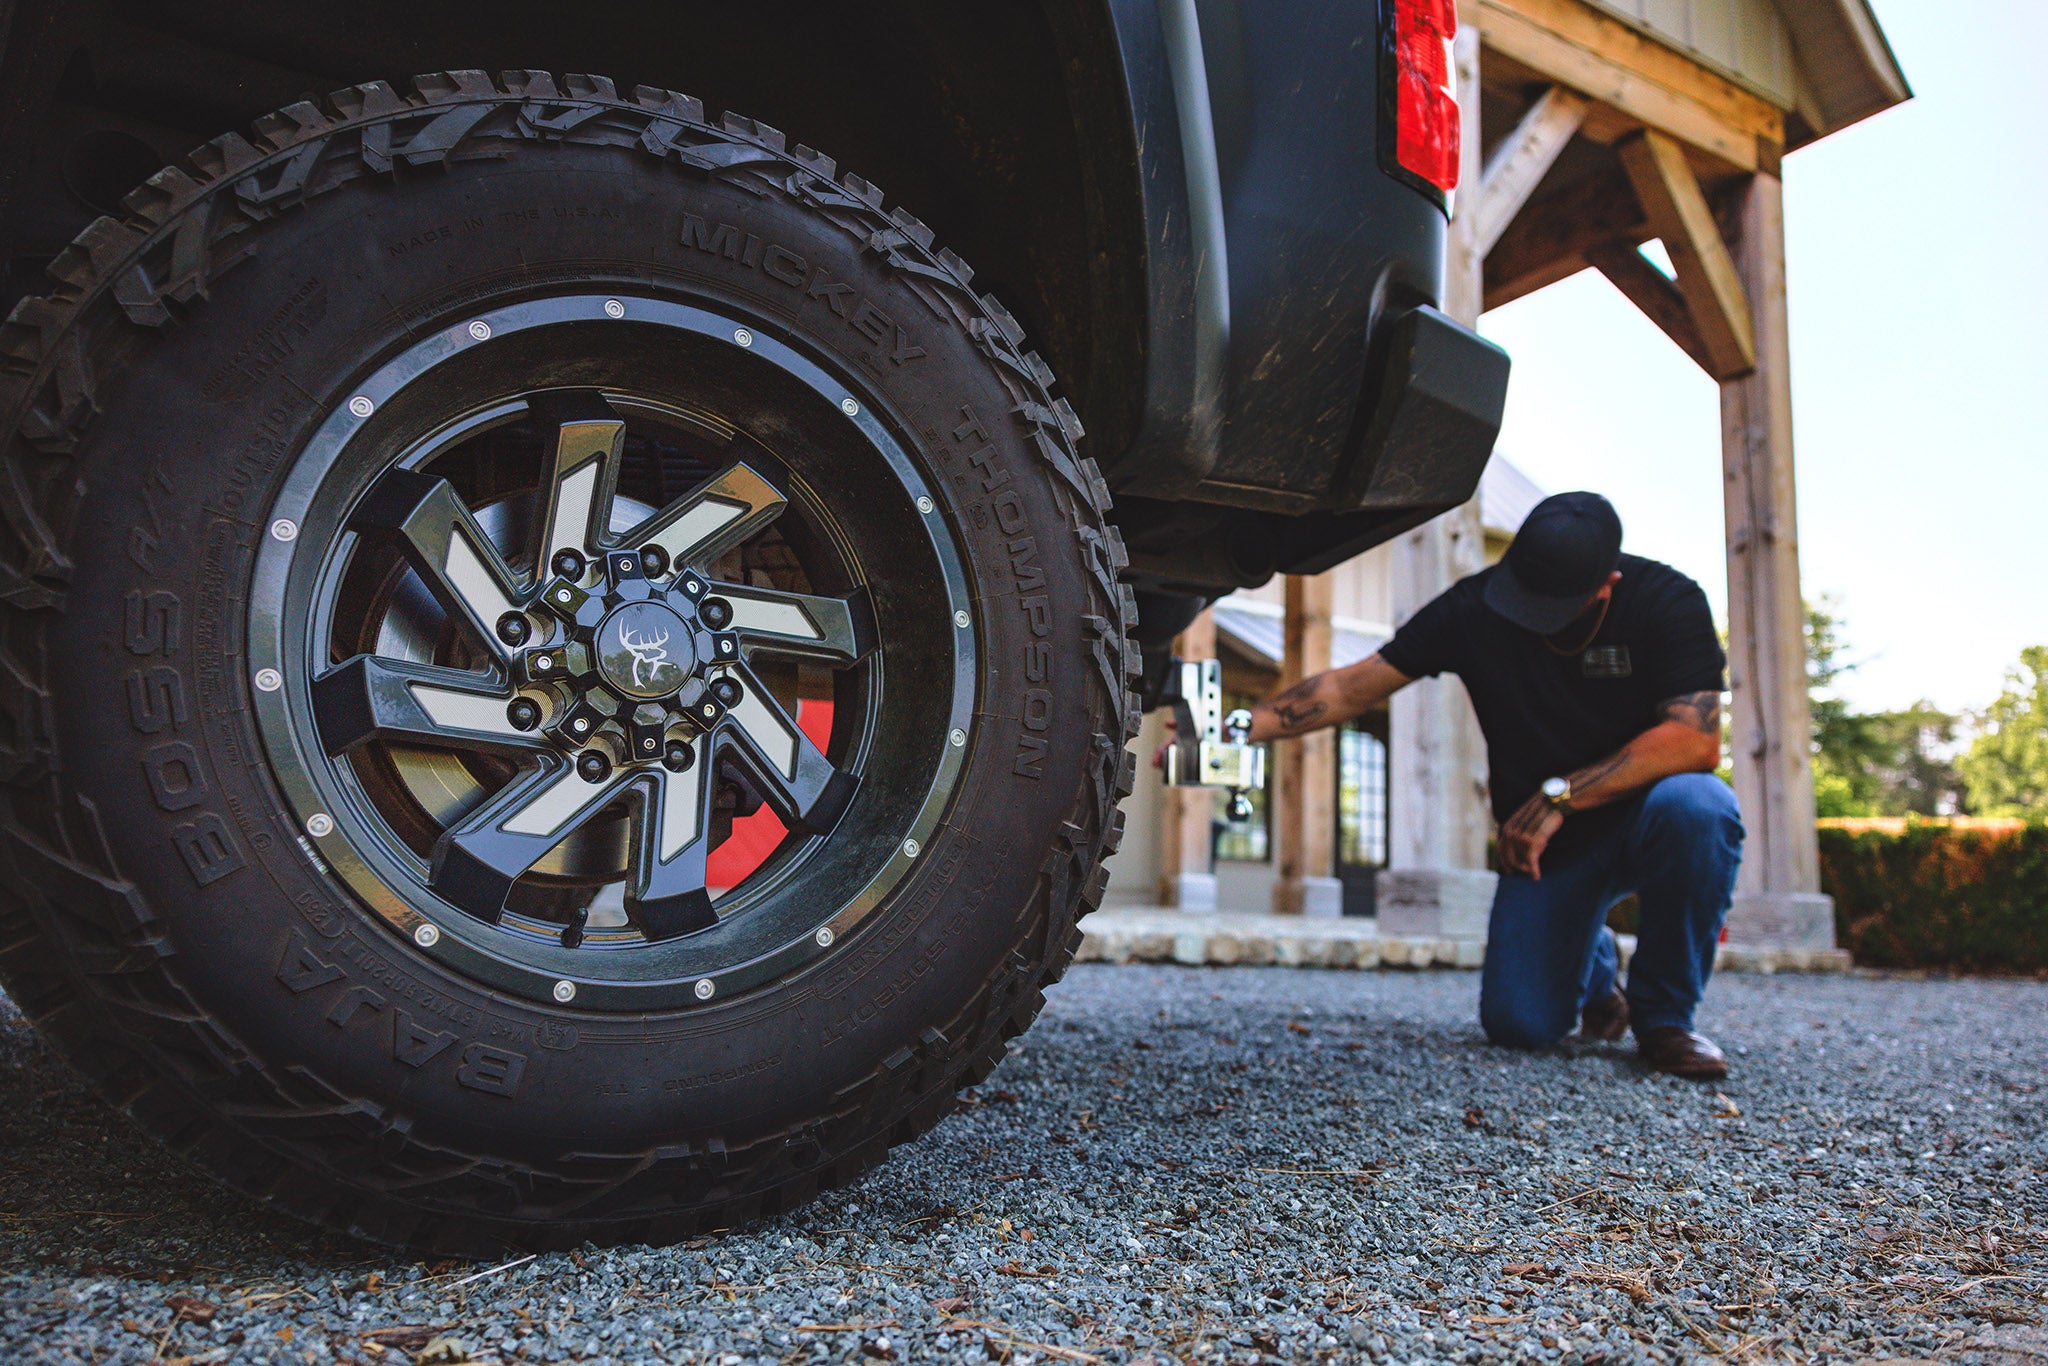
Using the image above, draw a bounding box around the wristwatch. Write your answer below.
[1540,776,1573,812]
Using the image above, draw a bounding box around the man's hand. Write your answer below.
[1497,791,1566,880]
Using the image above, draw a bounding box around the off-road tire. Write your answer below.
[0,71,1137,1252]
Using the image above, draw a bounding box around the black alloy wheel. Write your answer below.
[0,72,1135,1251]
[258,297,973,1011]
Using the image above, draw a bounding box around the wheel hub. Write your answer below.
[593,601,698,701]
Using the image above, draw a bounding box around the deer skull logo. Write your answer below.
[616,620,672,689]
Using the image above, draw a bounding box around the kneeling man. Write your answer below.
[1241,492,1742,1078]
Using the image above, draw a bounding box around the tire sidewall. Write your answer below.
[39,136,1111,1177]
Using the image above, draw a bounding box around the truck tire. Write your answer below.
[0,72,1136,1252]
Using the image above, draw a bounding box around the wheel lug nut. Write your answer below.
[699,596,732,629]
[496,612,531,646]
[506,698,542,731]
[639,544,669,578]
[663,740,696,772]
[576,750,612,783]
[709,676,743,707]
[551,548,586,580]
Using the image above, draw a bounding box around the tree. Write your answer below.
[1957,646,2048,817]
[1804,599,1963,817]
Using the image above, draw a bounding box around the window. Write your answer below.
[1337,723,1389,869]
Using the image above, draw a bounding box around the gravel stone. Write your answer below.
[2,967,2044,1363]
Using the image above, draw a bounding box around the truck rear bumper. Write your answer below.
[1339,305,1512,516]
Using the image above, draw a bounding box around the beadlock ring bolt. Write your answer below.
[694,978,715,1000]
[305,813,334,838]
[254,668,283,693]
[903,837,921,858]
[603,298,626,318]
[467,320,491,341]
[950,728,966,748]
[550,548,586,580]
[953,610,970,629]
[414,923,440,948]
[734,327,753,347]
[552,979,577,1003]
[916,496,935,514]
[840,397,860,416]
[269,518,298,542]
[347,395,374,418]
[815,927,835,947]
[496,612,530,646]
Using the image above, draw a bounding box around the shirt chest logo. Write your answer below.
[1581,645,1632,678]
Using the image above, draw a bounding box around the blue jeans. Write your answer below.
[1479,773,1744,1049]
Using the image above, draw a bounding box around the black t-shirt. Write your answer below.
[1378,554,1725,860]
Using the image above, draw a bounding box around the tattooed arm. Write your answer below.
[1244,654,1415,743]
[1497,690,1724,879]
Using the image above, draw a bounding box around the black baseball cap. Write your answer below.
[1483,491,1624,634]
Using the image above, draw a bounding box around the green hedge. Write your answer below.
[1819,823,2048,973]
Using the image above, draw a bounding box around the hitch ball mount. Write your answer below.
[1161,658,1263,823]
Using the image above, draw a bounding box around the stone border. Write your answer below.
[1077,908,1852,974]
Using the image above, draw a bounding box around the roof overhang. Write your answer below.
[1781,0,1912,147]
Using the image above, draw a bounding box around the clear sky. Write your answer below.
[1477,0,2047,716]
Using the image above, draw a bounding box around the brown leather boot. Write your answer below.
[1576,987,1629,1042]
[1636,1026,1729,1080]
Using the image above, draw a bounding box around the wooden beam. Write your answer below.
[1469,85,1589,260]
[1617,129,1755,378]
[1474,0,1783,172]
[1483,162,1646,309]
[1271,574,1336,916]
[1584,241,1715,374]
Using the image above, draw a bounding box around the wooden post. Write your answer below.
[1718,172,1838,951]
[1378,17,1498,946]
[1158,609,1219,909]
[1272,574,1340,916]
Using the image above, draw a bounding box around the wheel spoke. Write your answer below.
[620,460,786,572]
[350,468,523,662]
[628,760,719,941]
[705,581,874,665]
[527,392,625,572]
[715,663,858,836]
[430,762,630,921]
[311,655,545,757]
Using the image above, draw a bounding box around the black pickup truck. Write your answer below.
[0,0,1505,1250]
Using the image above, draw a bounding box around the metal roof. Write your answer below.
[1215,606,1387,671]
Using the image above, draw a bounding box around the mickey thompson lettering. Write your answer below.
[948,402,1053,780]
[680,216,927,364]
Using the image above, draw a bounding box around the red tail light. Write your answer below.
[1391,0,1462,193]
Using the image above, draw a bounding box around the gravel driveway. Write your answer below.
[3,965,2043,1364]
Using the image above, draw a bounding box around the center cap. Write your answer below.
[594,601,697,699]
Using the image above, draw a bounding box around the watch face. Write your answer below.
[1542,777,1569,800]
